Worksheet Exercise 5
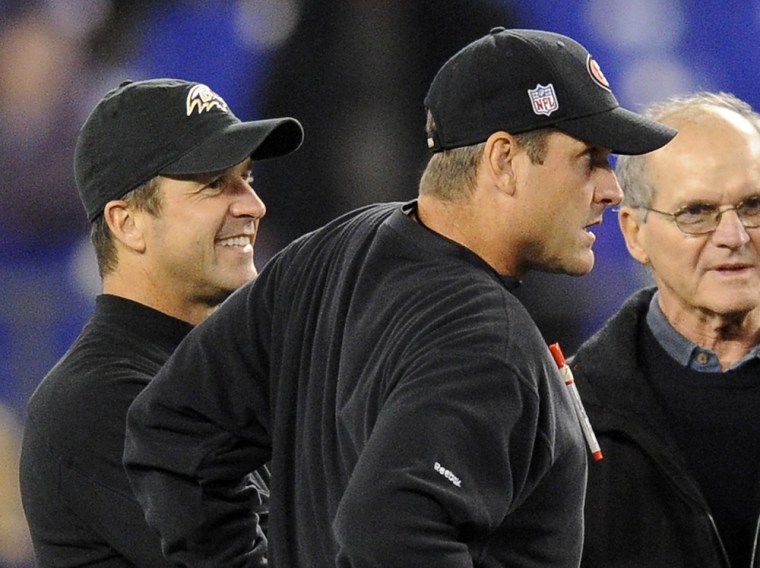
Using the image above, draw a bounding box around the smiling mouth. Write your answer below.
[218,235,253,248]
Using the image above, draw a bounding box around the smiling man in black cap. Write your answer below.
[124,30,675,567]
[19,78,303,567]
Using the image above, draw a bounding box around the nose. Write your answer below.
[711,208,750,248]
[230,180,267,219]
[595,170,624,208]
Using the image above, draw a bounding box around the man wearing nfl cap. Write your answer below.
[19,78,303,567]
[124,29,675,567]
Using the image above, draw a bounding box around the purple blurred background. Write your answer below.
[1,1,758,563]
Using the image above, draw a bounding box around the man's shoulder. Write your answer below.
[26,322,158,443]
[259,203,402,286]
[575,287,655,358]
[288,202,399,253]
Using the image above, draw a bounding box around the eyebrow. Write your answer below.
[674,193,760,208]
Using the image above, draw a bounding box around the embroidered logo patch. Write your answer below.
[186,84,230,116]
[528,83,558,116]
[586,55,611,92]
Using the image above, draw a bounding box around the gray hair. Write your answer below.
[617,91,760,209]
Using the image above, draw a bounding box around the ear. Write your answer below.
[618,206,650,265]
[483,131,518,196]
[103,200,147,254]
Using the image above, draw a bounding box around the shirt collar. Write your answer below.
[646,290,760,372]
[399,200,522,291]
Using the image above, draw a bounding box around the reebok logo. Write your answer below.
[434,462,462,487]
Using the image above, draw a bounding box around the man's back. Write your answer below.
[125,202,587,567]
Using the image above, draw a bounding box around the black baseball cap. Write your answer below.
[74,78,304,221]
[424,28,676,155]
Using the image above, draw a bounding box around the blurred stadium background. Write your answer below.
[1,1,758,564]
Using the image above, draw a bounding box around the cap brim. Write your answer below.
[161,117,304,175]
[555,107,676,155]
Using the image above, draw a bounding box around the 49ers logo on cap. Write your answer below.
[528,83,558,116]
[586,55,611,92]
[186,84,230,116]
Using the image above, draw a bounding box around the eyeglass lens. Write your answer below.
[675,196,760,234]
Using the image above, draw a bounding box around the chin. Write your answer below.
[710,299,760,317]
[525,245,595,276]
[230,266,258,286]
[555,252,595,276]
[205,275,255,304]
[227,274,256,293]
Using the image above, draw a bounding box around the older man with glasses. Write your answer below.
[571,91,760,568]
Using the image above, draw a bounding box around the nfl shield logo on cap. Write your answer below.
[528,83,559,117]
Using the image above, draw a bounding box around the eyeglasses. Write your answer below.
[641,195,760,235]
